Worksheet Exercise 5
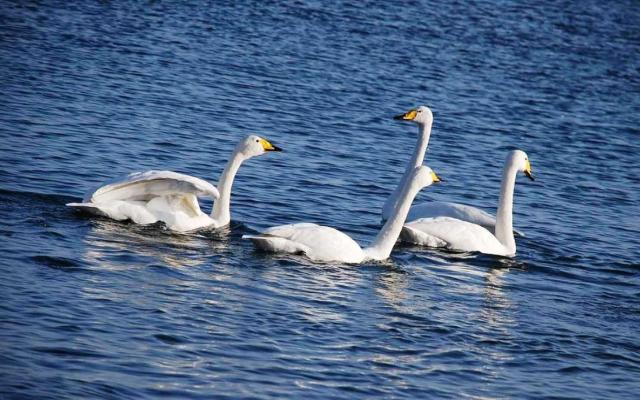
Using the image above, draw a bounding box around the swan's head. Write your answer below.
[411,165,442,188]
[237,135,282,158]
[508,150,534,181]
[393,106,433,125]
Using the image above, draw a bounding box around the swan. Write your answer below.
[67,135,282,232]
[243,166,441,263]
[383,106,518,235]
[400,150,534,257]
[381,106,434,221]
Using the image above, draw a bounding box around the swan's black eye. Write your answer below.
[256,139,260,143]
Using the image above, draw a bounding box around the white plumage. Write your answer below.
[385,105,520,235]
[400,150,535,256]
[246,223,365,263]
[402,217,507,255]
[406,201,495,229]
[67,170,219,230]
[86,170,219,204]
[67,135,281,232]
[245,166,441,263]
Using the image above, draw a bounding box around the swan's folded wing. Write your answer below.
[261,223,359,252]
[400,224,448,247]
[408,201,525,237]
[242,223,317,252]
[84,171,220,204]
[242,234,311,254]
[260,223,322,238]
[243,223,320,253]
[243,223,362,261]
[408,201,496,227]
[404,217,503,253]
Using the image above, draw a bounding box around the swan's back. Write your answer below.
[403,217,510,256]
[407,201,496,229]
[245,223,364,263]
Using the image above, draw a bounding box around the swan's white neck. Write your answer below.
[406,121,432,172]
[366,176,423,260]
[211,148,247,227]
[381,121,432,220]
[494,160,518,254]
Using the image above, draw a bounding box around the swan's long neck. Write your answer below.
[381,121,432,220]
[211,148,246,227]
[407,121,432,171]
[366,177,423,261]
[494,161,518,254]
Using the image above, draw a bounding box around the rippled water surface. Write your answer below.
[1,1,640,399]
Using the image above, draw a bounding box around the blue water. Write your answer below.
[1,1,639,398]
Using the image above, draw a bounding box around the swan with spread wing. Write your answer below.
[67,135,281,232]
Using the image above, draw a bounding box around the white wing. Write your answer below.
[400,224,448,248]
[67,171,219,231]
[84,170,219,203]
[407,201,524,236]
[402,217,509,256]
[408,201,496,229]
[243,223,364,263]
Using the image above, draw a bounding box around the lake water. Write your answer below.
[1,1,639,398]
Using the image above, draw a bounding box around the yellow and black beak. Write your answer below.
[431,170,443,183]
[524,159,534,181]
[393,109,418,121]
[260,138,282,152]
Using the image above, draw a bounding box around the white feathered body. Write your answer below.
[407,201,496,230]
[401,217,512,256]
[67,135,282,232]
[244,223,365,263]
[67,170,220,232]
[245,166,440,264]
[406,201,523,236]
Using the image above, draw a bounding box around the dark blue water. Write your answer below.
[1,1,639,398]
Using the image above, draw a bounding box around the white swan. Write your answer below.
[400,150,534,257]
[381,106,433,220]
[67,135,282,232]
[244,166,441,263]
[383,106,517,235]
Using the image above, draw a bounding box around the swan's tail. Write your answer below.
[66,202,109,217]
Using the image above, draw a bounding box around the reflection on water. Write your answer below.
[475,260,528,368]
[82,218,232,269]
[375,269,411,312]
[480,266,514,331]
[373,252,523,377]
[261,260,364,325]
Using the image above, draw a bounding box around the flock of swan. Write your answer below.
[68,106,534,263]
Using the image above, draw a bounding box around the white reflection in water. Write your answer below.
[375,269,411,312]
[372,253,523,377]
[481,266,515,331]
[475,261,523,368]
[260,259,363,325]
[81,219,230,269]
